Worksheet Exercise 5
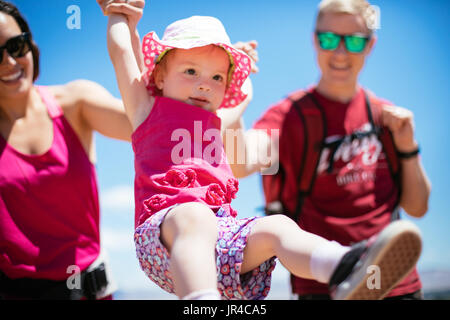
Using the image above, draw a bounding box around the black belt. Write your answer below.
[0,263,108,300]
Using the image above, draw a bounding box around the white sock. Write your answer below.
[310,241,350,284]
[181,289,221,300]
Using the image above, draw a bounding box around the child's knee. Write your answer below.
[163,202,217,238]
[266,214,297,229]
[254,214,299,239]
[272,214,295,224]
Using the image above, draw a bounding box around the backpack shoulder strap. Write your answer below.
[261,93,300,216]
[290,92,327,221]
[262,91,327,220]
[364,91,402,221]
[364,91,400,178]
[293,93,327,193]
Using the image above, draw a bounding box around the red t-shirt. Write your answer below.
[253,87,421,297]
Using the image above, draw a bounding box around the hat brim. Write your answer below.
[142,31,251,109]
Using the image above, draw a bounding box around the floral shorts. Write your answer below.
[134,205,277,300]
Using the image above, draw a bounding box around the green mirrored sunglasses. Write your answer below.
[316,31,370,54]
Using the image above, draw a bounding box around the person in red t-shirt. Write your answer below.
[231,0,431,299]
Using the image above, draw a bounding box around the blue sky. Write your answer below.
[10,0,450,298]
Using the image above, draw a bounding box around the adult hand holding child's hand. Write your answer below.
[97,0,145,30]
[233,40,259,73]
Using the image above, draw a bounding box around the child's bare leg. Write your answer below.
[241,215,422,300]
[241,214,347,281]
[160,202,219,299]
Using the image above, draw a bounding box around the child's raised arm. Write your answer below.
[101,0,146,73]
[105,10,152,130]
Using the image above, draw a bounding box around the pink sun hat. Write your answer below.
[141,16,252,109]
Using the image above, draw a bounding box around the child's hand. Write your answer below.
[97,0,145,30]
[233,40,259,73]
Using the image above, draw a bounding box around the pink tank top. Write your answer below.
[132,96,239,228]
[0,86,100,280]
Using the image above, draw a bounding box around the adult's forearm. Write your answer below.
[223,118,251,178]
[223,122,277,179]
[399,156,431,218]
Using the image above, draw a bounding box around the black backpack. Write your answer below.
[262,90,401,222]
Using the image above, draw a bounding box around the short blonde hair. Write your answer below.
[316,0,378,34]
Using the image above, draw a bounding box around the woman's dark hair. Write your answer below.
[0,0,40,81]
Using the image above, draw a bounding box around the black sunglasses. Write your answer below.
[0,32,32,63]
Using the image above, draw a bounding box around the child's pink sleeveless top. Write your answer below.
[132,96,239,228]
[0,86,100,280]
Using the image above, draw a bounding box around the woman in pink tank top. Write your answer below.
[0,1,132,299]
